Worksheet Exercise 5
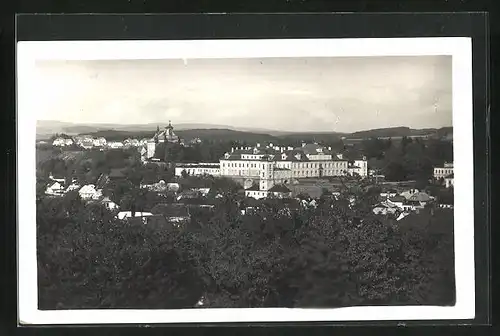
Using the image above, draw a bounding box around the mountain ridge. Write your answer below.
[36,120,452,141]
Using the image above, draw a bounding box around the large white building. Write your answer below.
[219,143,359,199]
[146,121,181,159]
[434,162,454,188]
[173,141,368,200]
[175,163,221,177]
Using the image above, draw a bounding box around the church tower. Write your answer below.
[259,159,275,191]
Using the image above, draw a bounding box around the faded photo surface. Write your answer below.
[28,46,460,318]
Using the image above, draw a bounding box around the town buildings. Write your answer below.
[173,141,368,200]
[174,163,221,177]
[433,162,454,188]
[52,137,74,147]
[145,121,181,159]
[444,173,454,188]
[433,162,454,180]
[78,184,103,200]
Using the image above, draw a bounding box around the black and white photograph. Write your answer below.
[17,37,475,324]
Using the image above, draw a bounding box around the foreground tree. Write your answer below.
[37,186,455,309]
[37,193,203,309]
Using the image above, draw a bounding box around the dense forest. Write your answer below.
[37,181,455,309]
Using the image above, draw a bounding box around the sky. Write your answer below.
[34,56,452,133]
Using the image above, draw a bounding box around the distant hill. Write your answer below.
[36,120,452,143]
[84,128,280,143]
[36,120,288,137]
[277,132,346,143]
[346,126,452,139]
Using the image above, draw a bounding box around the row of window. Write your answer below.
[246,191,268,197]
[222,161,347,169]
[434,168,454,175]
[180,169,219,175]
[220,168,346,177]
[293,162,346,169]
[293,170,343,176]
[222,162,270,168]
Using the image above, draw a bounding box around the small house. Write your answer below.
[79,184,103,200]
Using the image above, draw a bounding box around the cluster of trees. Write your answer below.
[37,148,141,183]
[37,183,455,309]
[154,141,231,163]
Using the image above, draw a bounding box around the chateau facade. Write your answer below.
[175,142,368,199]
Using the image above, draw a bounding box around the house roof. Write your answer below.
[95,174,110,188]
[178,190,200,198]
[117,211,153,220]
[445,173,454,178]
[299,143,332,156]
[48,181,64,189]
[408,192,432,202]
[150,204,190,218]
[79,184,97,193]
[268,184,292,193]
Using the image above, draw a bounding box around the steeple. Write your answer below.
[166,120,173,129]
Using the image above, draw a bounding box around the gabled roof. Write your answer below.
[79,184,97,193]
[151,204,190,218]
[117,211,153,220]
[268,184,291,193]
[389,195,406,203]
[299,143,331,156]
[408,192,432,202]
